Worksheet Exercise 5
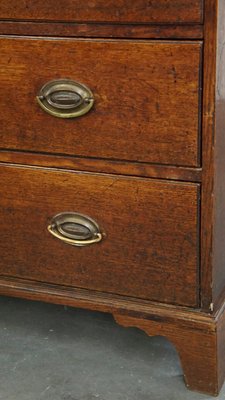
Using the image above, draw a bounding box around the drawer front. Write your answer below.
[0,1,203,24]
[0,37,202,167]
[0,165,200,307]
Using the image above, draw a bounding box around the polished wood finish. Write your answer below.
[0,21,204,39]
[1,0,225,395]
[0,37,202,167]
[212,0,225,305]
[114,314,219,395]
[0,277,207,322]
[0,151,202,182]
[201,0,225,311]
[0,164,200,306]
[0,0,204,24]
[200,0,218,311]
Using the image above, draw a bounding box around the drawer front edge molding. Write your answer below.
[0,0,204,24]
[0,154,203,182]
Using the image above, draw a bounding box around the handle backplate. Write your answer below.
[48,212,103,247]
[37,79,94,119]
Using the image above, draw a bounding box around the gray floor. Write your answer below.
[0,296,225,400]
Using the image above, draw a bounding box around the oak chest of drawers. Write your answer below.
[0,0,225,396]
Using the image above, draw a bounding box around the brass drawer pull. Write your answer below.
[47,212,103,247]
[37,79,94,118]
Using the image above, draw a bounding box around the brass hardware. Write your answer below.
[37,79,94,118]
[47,212,103,247]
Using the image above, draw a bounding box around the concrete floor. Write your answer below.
[0,296,225,400]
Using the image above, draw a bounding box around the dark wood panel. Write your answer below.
[114,313,219,396]
[0,151,202,182]
[200,0,218,311]
[201,0,225,311]
[0,164,200,307]
[0,21,204,39]
[212,0,225,305]
[0,37,202,167]
[0,0,204,24]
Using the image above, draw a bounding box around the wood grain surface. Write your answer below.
[201,0,225,311]
[0,21,204,40]
[114,313,219,395]
[0,0,204,24]
[200,0,218,311]
[0,37,202,167]
[0,164,200,307]
[0,150,202,182]
[212,0,225,306]
[1,0,225,396]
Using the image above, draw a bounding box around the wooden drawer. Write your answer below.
[0,1,204,24]
[0,37,202,167]
[0,165,200,307]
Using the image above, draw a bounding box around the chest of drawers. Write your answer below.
[0,0,225,395]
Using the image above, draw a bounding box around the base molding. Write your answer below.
[114,313,220,396]
[0,276,224,396]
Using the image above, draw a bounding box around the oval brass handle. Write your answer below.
[47,212,103,247]
[37,79,94,118]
